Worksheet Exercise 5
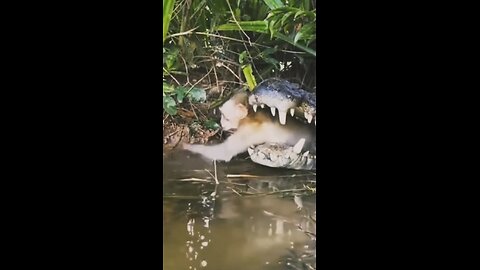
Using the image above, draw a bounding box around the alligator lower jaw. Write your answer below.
[247,138,317,171]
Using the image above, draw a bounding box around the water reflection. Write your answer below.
[163,151,316,270]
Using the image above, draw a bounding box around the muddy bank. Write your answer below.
[163,102,223,154]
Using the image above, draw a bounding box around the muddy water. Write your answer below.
[163,150,317,270]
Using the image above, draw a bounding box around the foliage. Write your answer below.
[163,83,206,115]
[163,0,176,44]
[163,0,316,117]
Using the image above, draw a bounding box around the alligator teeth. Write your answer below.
[247,147,254,156]
[293,138,306,154]
[270,107,276,117]
[260,104,265,108]
[307,157,315,166]
[304,112,313,124]
[253,104,258,112]
[278,110,287,125]
[289,108,295,116]
[302,151,310,157]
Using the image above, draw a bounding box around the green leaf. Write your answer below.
[281,11,295,27]
[273,32,316,57]
[262,0,285,10]
[239,51,248,65]
[203,119,220,130]
[164,48,179,70]
[186,87,207,103]
[163,83,175,93]
[216,21,268,33]
[294,10,305,20]
[175,86,187,103]
[163,95,177,115]
[294,31,303,44]
[261,47,277,56]
[242,64,257,91]
[163,0,176,44]
[264,56,280,70]
[294,23,315,44]
[268,18,278,39]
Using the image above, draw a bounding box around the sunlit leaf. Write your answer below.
[294,31,303,44]
[281,11,295,27]
[268,18,278,38]
[163,83,175,93]
[262,0,285,10]
[242,63,257,91]
[163,0,176,44]
[239,51,248,64]
[294,10,305,20]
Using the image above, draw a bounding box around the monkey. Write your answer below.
[183,91,315,162]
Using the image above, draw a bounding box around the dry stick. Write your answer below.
[194,32,306,55]
[172,128,184,149]
[213,160,219,184]
[189,103,199,120]
[225,0,251,46]
[185,66,213,96]
[177,178,211,182]
[196,56,242,68]
[165,129,180,138]
[202,166,219,185]
[179,55,191,85]
[218,62,242,82]
[163,68,181,86]
[226,174,259,178]
[236,188,309,197]
[165,27,198,40]
[227,186,243,197]
[212,62,221,97]
[224,1,261,81]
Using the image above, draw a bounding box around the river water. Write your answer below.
[163,150,317,270]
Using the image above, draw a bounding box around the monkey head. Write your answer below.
[218,92,249,131]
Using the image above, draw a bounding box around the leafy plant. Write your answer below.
[162,0,317,117]
[163,83,207,116]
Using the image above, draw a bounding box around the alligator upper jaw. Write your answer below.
[248,78,316,126]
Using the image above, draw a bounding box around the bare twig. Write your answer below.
[194,32,306,55]
[213,160,219,184]
[225,1,251,46]
[226,174,260,178]
[163,67,181,85]
[165,27,199,40]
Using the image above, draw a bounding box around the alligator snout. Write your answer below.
[248,78,316,126]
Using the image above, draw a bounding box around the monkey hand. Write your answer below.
[182,143,234,162]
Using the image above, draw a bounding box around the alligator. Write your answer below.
[245,78,316,171]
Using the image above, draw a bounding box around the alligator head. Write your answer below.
[245,78,317,171]
[248,78,316,125]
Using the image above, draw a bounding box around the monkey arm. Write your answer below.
[183,130,258,161]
